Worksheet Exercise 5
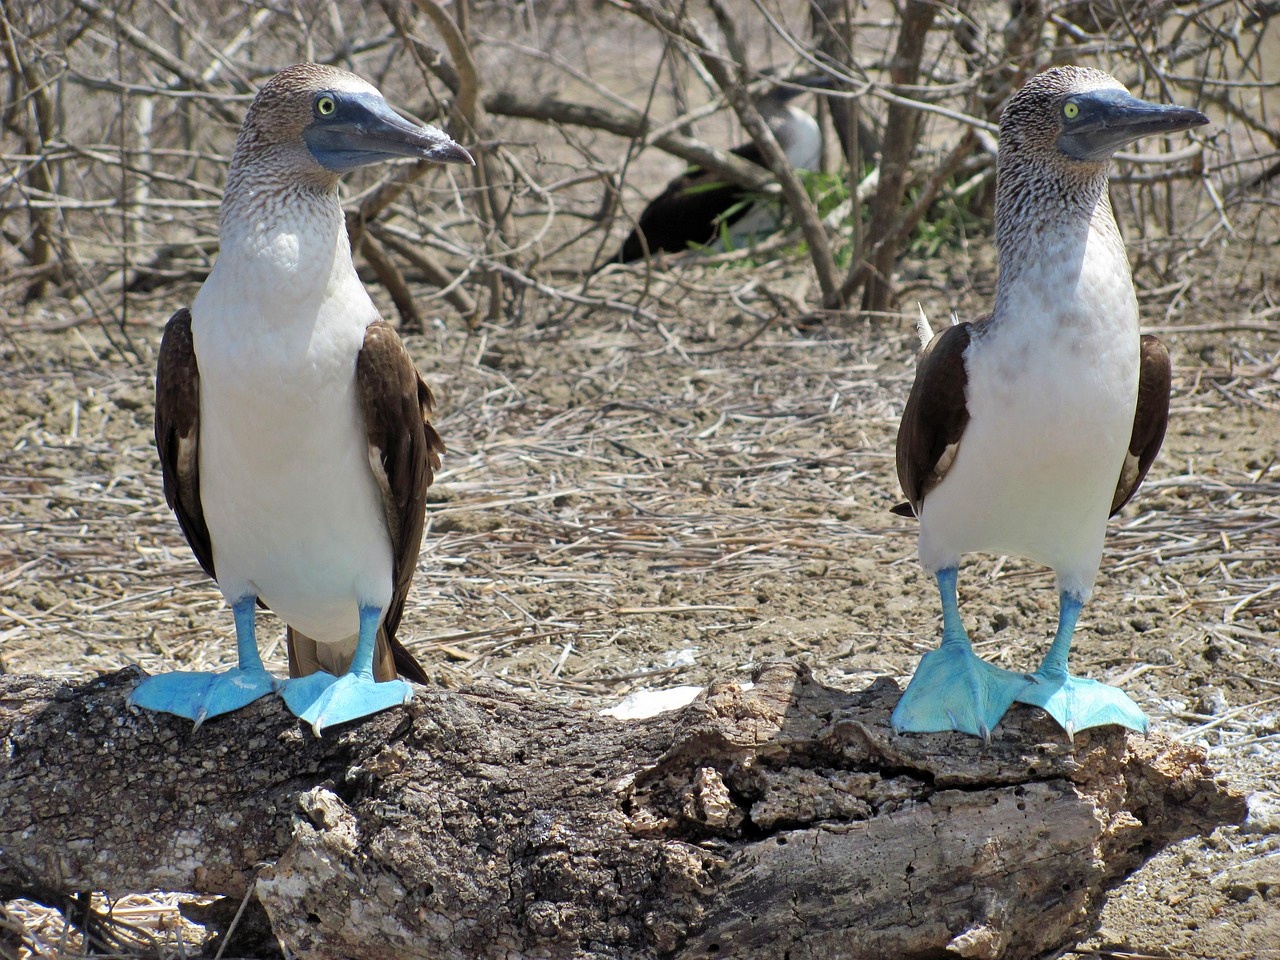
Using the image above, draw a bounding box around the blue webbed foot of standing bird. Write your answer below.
[281,604,414,735]
[891,568,1034,740]
[129,667,280,727]
[1016,591,1148,738]
[129,596,278,727]
[282,672,412,737]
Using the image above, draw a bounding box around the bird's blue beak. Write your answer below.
[303,92,474,173]
[1057,88,1209,162]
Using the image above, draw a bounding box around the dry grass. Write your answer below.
[3,0,1279,956]
[4,893,219,959]
[4,240,1280,956]
[3,235,1276,694]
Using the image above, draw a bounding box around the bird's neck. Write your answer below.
[212,164,354,307]
[193,162,368,346]
[991,159,1130,321]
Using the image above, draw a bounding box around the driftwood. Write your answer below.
[0,661,1243,960]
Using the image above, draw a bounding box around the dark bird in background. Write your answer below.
[605,80,824,265]
[132,64,473,734]
[889,66,1207,740]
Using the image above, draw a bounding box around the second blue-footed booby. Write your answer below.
[890,66,1207,740]
[131,63,473,734]
[606,80,823,265]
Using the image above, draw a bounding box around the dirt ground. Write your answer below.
[3,206,1279,957]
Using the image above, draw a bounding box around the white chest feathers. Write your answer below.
[190,193,393,641]
[778,105,822,173]
[917,216,1141,596]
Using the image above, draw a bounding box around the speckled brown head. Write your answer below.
[228,62,473,189]
[994,65,1207,250]
[999,65,1207,169]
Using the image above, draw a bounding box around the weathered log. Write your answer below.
[0,661,1243,959]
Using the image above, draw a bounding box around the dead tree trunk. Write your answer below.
[0,661,1243,960]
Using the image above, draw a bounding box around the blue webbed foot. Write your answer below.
[282,672,413,736]
[1015,590,1148,738]
[283,604,414,735]
[892,567,1033,740]
[1016,672,1147,738]
[891,640,1033,740]
[129,666,279,728]
[129,594,277,728]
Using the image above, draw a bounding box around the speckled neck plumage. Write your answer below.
[995,149,1109,246]
[991,67,1127,298]
[219,162,342,249]
[218,63,361,235]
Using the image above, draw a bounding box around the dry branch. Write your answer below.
[68,0,247,123]
[850,0,936,316]
[350,222,421,329]
[1,6,60,302]
[0,662,1243,960]
[396,0,514,325]
[483,90,776,193]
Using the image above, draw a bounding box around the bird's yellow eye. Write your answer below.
[1063,100,1080,120]
[316,95,337,117]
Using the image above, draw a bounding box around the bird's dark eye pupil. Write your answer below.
[317,96,336,116]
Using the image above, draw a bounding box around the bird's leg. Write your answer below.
[128,595,280,727]
[891,568,1034,741]
[232,596,266,672]
[937,566,967,644]
[281,604,413,736]
[1016,591,1148,738]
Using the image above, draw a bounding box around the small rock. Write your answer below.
[1224,881,1257,903]
[1195,685,1229,716]
[1243,793,1280,835]
[801,559,828,577]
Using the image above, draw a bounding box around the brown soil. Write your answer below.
[3,221,1279,958]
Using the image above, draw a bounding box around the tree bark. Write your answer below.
[0,661,1243,960]
[849,0,937,315]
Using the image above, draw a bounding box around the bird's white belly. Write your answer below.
[918,304,1138,597]
[195,325,393,643]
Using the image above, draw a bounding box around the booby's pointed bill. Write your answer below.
[303,91,474,173]
[1057,89,1208,162]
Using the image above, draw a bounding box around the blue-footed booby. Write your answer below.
[132,63,473,734]
[890,66,1206,740]
[606,80,823,265]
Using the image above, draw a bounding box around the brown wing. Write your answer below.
[154,308,216,580]
[891,321,974,518]
[1110,334,1171,516]
[357,322,444,684]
